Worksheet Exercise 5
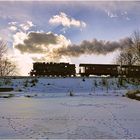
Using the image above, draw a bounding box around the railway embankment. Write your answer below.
[0,77,139,98]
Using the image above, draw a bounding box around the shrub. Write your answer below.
[82,78,85,82]
[102,78,106,86]
[18,89,22,92]
[4,79,12,85]
[24,79,29,87]
[118,77,124,86]
[31,78,38,83]
[30,78,38,87]
[24,95,32,98]
[126,90,140,101]
[24,94,37,98]
[94,80,97,87]
[69,91,74,96]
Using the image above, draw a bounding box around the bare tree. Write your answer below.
[131,30,140,64]
[115,30,140,65]
[0,41,7,60]
[0,40,17,76]
[116,48,138,66]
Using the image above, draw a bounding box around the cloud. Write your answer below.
[105,9,131,21]
[9,26,17,31]
[0,20,35,50]
[106,10,118,18]
[15,32,63,53]
[49,12,86,28]
[20,21,34,31]
[8,21,17,25]
[13,31,28,45]
[14,31,71,61]
[8,20,34,33]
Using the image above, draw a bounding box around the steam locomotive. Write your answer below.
[30,62,76,77]
[30,62,140,78]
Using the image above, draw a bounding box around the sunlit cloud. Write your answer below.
[9,26,17,31]
[14,31,71,56]
[49,12,86,28]
[13,31,28,45]
[20,21,34,31]
[8,21,17,25]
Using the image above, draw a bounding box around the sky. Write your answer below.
[0,1,140,75]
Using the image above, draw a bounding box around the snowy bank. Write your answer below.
[0,77,139,97]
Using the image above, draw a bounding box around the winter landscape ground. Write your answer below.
[0,77,140,139]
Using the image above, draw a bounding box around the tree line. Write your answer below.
[115,30,140,65]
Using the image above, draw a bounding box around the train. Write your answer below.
[30,62,140,78]
[30,62,75,77]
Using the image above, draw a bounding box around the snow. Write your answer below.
[0,77,140,139]
[0,77,139,97]
[0,96,140,139]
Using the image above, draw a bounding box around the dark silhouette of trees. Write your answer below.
[116,30,140,65]
[0,40,17,76]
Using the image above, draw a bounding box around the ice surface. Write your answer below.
[0,96,140,139]
[0,77,140,139]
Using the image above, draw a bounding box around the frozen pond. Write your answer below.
[0,95,140,139]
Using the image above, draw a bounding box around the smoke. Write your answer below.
[14,31,132,61]
[54,37,132,57]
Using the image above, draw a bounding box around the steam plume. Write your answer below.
[14,32,132,61]
[54,37,132,57]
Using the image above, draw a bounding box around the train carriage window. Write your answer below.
[80,67,85,73]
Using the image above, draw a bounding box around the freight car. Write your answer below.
[79,64,119,77]
[30,62,76,77]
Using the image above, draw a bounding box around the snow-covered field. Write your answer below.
[0,77,140,139]
[0,96,140,139]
